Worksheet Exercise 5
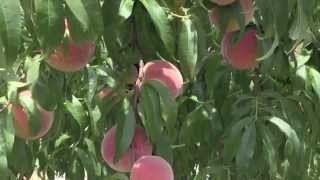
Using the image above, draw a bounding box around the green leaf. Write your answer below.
[65,96,87,129]
[139,0,175,56]
[76,148,99,179]
[119,0,135,20]
[0,106,14,175]
[108,173,129,180]
[0,68,18,82]
[178,18,198,81]
[272,0,289,37]
[138,83,163,142]
[34,0,64,48]
[0,0,23,64]
[268,117,300,147]
[155,135,173,165]
[7,138,33,176]
[306,67,320,99]
[255,0,274,37]
[114,98,135,162]
[236,122,256,172]
[134,4,170,59]
[32,68,63,111]
[7,81,28,104]
[0,35,5,68]
[67,159,85,180]
[102,0,134,26]
[268,116,303,176]
[18,95,42,136]
[84,138,98,159]
[293,43,312,67]
[179,105,214,145]
[289,0,310,40]
[87,67,98,104]
[261,125,278,178]
[54,133,71,148]
[296,66,320,99]
[25,56,41,84]
[65,0,90,31]
[82,0,104,36]
[224,117,252,162]
[87,103,101,135]
[145,80,177,135]
[257,31,279,61]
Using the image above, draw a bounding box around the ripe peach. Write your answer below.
[101,126,153,172]
[130,156,174,180]
[47,40,95,72]
[208,0,254,32]
[142,60,183,98]
[11,90,54,140]
[221,28,258,70]
[212,0,236,6]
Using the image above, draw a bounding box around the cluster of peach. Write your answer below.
[9,3,259,175]
[99,60,183,180]
[10,19,95,140]
[209,0,258,70]
[10,18,184,179]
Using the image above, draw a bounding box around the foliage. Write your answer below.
[0,0,320,179]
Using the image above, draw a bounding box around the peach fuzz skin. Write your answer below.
[11,90,54,140]
[208,0,254,32]
[47,40,95,72]
[142,60,183,98]
[130,155,174,180]
[101,126,153,172]
[221,29,258,70]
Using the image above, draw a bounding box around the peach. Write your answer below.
[142,60,183,98]
[130,156,174,180]
[47,40,95,72]
[11,90,54,140]
[212,0,236,6]
[208,0,254,32]
[221,28,258,70]
[101,126,153,172]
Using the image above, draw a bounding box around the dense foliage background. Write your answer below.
[0,0,320,179]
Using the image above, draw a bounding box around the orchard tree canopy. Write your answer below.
[0,0,320,179]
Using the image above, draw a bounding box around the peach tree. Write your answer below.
[0,0,320,179]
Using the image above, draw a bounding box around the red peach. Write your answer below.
[130,156,174,180]
[208,0,254,32]
[142,60,183,98]
[47,40,95,72]
[101,126,153,172]
[212,0,236,6]
[221,28,258,70]
[11,90,54,140]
